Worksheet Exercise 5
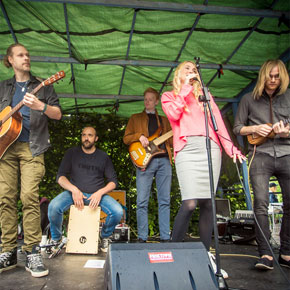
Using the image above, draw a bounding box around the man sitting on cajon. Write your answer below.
[48,126,123,252]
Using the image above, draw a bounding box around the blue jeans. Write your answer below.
[136,157,172,241]
[269,192,278,203]
[48,191,123,240]
[249,152,290,256]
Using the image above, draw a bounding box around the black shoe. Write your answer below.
[255,257,274,270]
[279,255,290,268]
[0,248,17,273]
[160,239,170,243]
[25,245,49,277]
[137,238,146,243]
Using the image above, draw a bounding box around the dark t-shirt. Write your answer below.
[57,146,118,193]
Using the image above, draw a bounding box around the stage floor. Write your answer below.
[1,240,289,290]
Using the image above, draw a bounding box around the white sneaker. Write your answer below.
[208,252,229,279]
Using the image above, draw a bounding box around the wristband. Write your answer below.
[42,103,47,113]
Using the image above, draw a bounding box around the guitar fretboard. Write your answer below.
[153,130,173,146]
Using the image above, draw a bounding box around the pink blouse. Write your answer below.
[161,84,241,159]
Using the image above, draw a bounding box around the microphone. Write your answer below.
[194,57,200,64]
[187,73,199,83]
[188,77,200,84]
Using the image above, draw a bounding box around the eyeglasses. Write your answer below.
[269,74,280,80]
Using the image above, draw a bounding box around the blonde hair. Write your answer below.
[144,87,160,100]
[3,43,26,68]
[253,59,289,99]
[173,61,201,98]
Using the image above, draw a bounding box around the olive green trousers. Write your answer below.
[0,141,45,252]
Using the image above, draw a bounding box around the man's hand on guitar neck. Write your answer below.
[139,135,149,148]
[273,120,290,138]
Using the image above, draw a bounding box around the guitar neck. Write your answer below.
[153,130,173,146]
[1,81,44,124]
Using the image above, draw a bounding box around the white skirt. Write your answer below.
[175,136,221,200]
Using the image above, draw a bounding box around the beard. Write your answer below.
[82,141,94,149]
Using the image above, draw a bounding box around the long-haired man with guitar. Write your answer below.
[234,59,290,270]
[123,87,173,243]
[0,43,62,277]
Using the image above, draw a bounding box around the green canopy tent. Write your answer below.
[1,0,289,117]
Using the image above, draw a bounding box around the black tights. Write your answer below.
[171,199,213,251]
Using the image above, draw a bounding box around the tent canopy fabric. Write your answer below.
[0,0,289,118]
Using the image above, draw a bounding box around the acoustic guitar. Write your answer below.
[129,128,173,169]
[247,118,290,146]
[0,71,65,159]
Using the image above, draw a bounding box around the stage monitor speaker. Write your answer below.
[104,242,218,290]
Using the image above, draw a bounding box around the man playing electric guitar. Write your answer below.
[123,87,173,243]
[234,59,290,270]
[0,43,62,277]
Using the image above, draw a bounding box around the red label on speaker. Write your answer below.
[148,252,174,263]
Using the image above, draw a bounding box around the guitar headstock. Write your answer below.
[43,71,65,86]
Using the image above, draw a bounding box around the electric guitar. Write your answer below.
[0,71,65,159]
[129,128,173,169]
[247,118,290,145]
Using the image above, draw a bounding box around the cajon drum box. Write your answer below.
[100,190,126,223]
[66,205,100,254]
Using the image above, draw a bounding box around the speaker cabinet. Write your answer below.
[104,242,218,290]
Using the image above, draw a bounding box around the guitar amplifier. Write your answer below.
[228,210,255,244]
[112,224,130,242]
[234,210,254,220]
[215,198,231,238]
[100,223,130,242]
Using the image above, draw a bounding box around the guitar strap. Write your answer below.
[154,110,162,135]
[267,88,279,125]
[269,96,274,125]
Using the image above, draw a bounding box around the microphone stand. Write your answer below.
[194,57,228,290]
